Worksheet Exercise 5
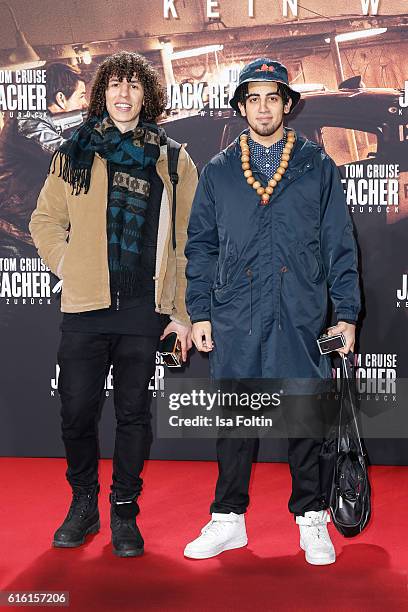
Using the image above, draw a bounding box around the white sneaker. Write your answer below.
[296,510,336,565]
[184,512,248,559]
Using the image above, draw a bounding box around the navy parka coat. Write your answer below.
[185,129,360,381]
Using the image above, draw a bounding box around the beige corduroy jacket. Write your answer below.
[29,143,198,326]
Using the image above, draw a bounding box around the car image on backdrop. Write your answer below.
[163,77,408,183]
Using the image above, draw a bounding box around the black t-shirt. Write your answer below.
[61,163,170,336]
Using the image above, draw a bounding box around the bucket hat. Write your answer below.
[229,58,301,113]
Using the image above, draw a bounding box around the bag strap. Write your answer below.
[339,354,364,455]
[167,138,182,251]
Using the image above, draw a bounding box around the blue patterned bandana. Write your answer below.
[49,113,166,295]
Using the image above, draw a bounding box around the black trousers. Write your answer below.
[57,331,159,506]
[210,395,330,517]
[209,437,325,516]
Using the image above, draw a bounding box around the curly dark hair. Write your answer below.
[87,51,166,122]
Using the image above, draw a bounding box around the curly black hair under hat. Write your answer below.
[236,82,291,115]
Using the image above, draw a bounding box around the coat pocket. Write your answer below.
[291,241,324,284]
[56,254,65,279]
[213,244,238,292]
[55,240,70,279]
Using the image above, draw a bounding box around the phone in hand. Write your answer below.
[317,332,346,355]
[159,332,182,367]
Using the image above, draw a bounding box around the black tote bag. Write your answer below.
[320,354,371,537]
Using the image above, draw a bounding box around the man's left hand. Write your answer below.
[160,320,193,363]
[327,321,356,355]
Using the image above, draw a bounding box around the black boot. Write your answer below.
[53,485,100,548]
[110,493,144,557]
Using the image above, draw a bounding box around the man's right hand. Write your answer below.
[192,321,214,352]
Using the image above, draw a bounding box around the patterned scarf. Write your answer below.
[49,114,165,295]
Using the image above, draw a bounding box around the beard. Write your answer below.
[246,116,283,138]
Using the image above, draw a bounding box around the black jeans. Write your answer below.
[210,395,330,517]
[57,331,159,507]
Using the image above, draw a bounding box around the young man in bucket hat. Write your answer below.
[184,58,360,564]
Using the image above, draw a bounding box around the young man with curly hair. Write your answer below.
[30,51,197,557]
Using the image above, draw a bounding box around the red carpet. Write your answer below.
[1,459,407,611]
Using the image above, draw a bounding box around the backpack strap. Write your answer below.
[167,138,182,250]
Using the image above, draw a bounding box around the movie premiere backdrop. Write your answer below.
[0,0,407,463]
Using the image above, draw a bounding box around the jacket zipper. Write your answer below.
[278,266,288,330]
[246,268,253,335]
[116,290,120,311]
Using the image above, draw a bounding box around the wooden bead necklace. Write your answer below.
[240,130,296,205]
